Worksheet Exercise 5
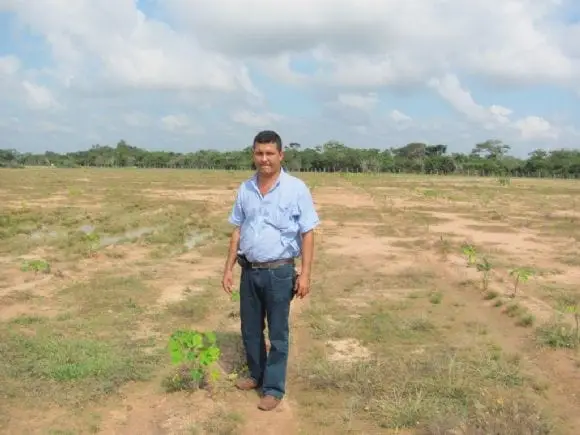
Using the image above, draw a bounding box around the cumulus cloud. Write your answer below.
[428,74,514,128]
[167,0,579,87]
[5,0,253,94]
[231,110,284,128]
[0,0,578,154]
[0,55,20,76]
[390,110,412,124]
[429,73,560,141]
[514,116,559,140]
[160,114,203,135]
[22,81,60,110]
[332,93,378,112]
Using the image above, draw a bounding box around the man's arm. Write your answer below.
[224,226,241,274]
[296,183,320,277]
[300,229,314,277]
[223,185,245,280]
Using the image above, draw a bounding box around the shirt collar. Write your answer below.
[251,168,286,193]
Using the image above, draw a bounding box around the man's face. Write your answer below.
[253,142,283,175]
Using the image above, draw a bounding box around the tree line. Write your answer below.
[1,139,579,178]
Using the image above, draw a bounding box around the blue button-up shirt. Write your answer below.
[228,169,320,263]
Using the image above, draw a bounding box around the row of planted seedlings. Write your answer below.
[461,243,579,349]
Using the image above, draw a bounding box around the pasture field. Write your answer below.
[0,167,579,435]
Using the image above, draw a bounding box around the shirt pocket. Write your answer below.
[270,201,298,230]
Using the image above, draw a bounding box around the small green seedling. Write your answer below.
[508,267,534,298]
[21,259,51,274]
[563,303,580,346]
[229,290,240,318]
[476,257,493,292]
[461,244,477,266]
[168,330,221,389]
[84,231,101,256]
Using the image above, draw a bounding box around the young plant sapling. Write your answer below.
[84,231,101,257]
[461,244,477,267]
[564,303,580,346]
[476,257,492,292]
[228,290,240,319]
[508,267,534,298]
[21,259,50,274]
[168,330,221,389]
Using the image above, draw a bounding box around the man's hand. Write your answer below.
[222,269,234,294]
[294,272,311,299]
[222,227,240,295]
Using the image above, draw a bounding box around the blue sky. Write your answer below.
[0,0,579,158]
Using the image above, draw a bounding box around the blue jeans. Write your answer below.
[239,263,296,399]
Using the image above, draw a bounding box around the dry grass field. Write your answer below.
[1,167,579,435]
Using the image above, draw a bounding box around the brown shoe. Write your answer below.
[235,377,258,391]
[257,395,281,411]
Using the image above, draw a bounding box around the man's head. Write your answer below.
[252,130,283,177]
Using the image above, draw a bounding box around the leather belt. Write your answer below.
[249,258,294,269]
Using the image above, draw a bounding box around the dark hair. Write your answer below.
[253,130,282,152]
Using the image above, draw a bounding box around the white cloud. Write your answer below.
[489,105,513,119]
[160,114,203,135]
[168,0,579,88]
[253,54,310,86]
[22,81,60,110]
[231,110,283,128]
[429,73,560,141]
[5,0,254,94]
[428,74,503,126]
[0,55,20,76]
[389,110,412,124]
[385,109,413,132]
[334,92,378,112]
[514,116,558,140]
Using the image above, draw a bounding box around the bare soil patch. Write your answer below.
[430,211,550,253]
[326,338,372,362]
[142,188,236,204]
[314,185,375,208]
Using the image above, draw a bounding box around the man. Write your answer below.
[221,130,320,411]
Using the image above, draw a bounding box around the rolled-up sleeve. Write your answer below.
[296,183,320,234]
[228,186,245,226]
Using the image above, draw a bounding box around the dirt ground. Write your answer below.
[0,168,579,434]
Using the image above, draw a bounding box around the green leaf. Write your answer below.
[166,329,222,377]
[205,331,217,345]
[170,349,183,365]
[199,349,213,366]
[210,368,221,381]
[191,333,203,348]
[186,350,199,361]
[206,346,221,361]
[190,368,204,382]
